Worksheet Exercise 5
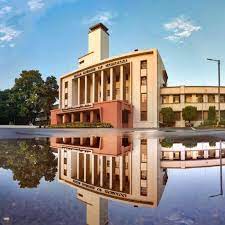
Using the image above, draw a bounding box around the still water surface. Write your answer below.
[0,132,225,225]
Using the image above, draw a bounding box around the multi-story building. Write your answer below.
[161,86,225,127]
[50,23,225,128]
[51,23,167,128]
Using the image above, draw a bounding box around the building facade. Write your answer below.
[161,86,225,127]
[51,23,167,128]
[51,23,224,128]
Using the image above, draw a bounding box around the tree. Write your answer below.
[160,107,175,126]
[182,106,197,123]
[40,76,59,121]
[208,106,216,121]
[0,89,11,124]
[0,139,57,188]
[11,70,44,124]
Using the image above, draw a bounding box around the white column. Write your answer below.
[92,73,96,103]
[101,71,104,102]
[215,150,220,158]
[76,152,80,179]
[119,155,124,191]
[85,76,88,104]
[181,151,185,160]
[109,156,113,189]
[204,150,209,159]
[84,153,87,182]
[77,77,80,106]
[110,68,113,101]
[129,63,132,103]
[91,154,95,185]
[100,155,104,187]
[120,65,124,101]
[169,152,174,160]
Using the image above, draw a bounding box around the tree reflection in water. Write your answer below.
[0,139,57,188]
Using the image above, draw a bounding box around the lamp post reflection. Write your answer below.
[209,140,223,198]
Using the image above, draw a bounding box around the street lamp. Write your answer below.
[207,58,221,123]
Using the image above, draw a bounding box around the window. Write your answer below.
[185,94,192,103]
[126,87,129,94]
[65,93,68,99]
[116,88,120,96]
[208,94,215,103]
[64,169,67,176]
[141,76,147,86]
[220,95,225,103]
[141,111,147,121]
[141,92,147,121]
[107,90,110,97]
[140,187,147,196]
[162,95,169,104]
[79,60,84,64]
[141,171,147,180]
[175,112,181,121]
[173,95,180,103]
[65,81,68,88]
[196,94,203,103]
[141,60,147,69]
[141,93,147,103]
[64,158,67,164]
[197,111,203,121]
[141,139,147,145]
[116,75,120,82]
[122,110,129,123]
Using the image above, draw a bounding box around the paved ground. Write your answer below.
[0,126,225,139]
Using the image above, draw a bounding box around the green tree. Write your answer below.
[11,70,44,124]
[182,106,197,123]
[0,139,57,188]
[160,107,175,126]
[40,76,59,121]
[0,89,11,124]
[208,106,216,121]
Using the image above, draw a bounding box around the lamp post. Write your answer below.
[207,58,221,123]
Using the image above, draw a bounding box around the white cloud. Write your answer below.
[83,11,117,26]
[9,43,15,47]
[0,25,21,45]
[0,6,12,17]
[164,16,201,43]
[28,0,44,11]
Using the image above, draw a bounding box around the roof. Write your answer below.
[89,23,109,34]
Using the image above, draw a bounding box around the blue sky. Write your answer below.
[0,0,225,90]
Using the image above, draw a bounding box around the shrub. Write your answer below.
[208,106,216,121]
[203,120,217,126]
[160,107,175,127]
[49,122,113,128]
[160,138,173,148]
[182,106,197,123]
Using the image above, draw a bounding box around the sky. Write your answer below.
[0,0,225,90]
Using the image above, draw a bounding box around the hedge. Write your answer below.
[48,122,113,128]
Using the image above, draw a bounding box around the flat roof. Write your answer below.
[161,85,225,88]
[60,49,156,79]
[89,23,109,33]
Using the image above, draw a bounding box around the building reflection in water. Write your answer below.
[51,135,167,225]
[50,135,225,225]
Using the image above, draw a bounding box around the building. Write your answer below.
[161,86,225,127]
[51,23,167,128]
[51,23,224,128]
